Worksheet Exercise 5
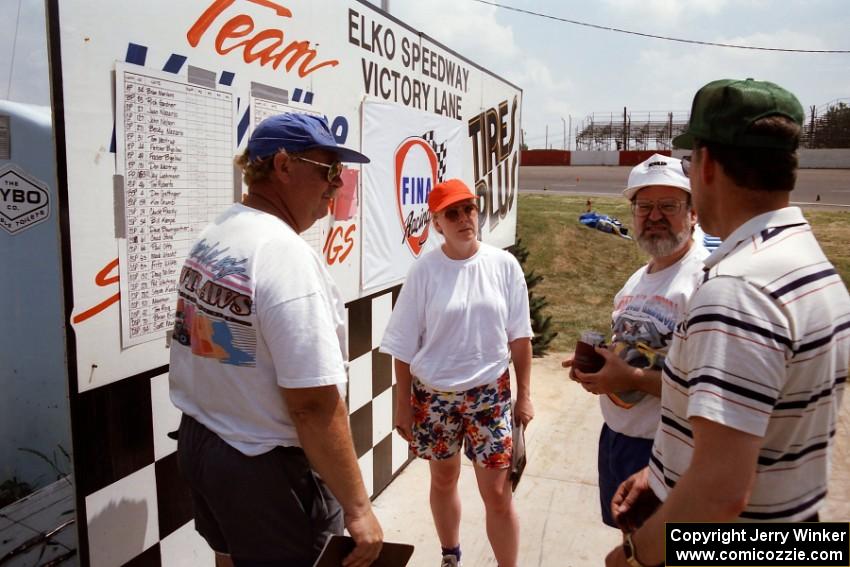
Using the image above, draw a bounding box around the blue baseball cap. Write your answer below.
[247,113,370,164]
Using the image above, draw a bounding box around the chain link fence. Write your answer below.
[803,99,850,148]
[573,110,690,151]
[556,102,850,151]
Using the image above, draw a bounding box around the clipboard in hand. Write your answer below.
[510,400,527,492]
[313,535,414,567]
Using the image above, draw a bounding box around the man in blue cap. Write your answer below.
[170,113,383,567]
[605,79,850,567]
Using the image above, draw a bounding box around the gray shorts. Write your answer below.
[177,414,343,567]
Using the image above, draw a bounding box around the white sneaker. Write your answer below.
[440,554,461,567]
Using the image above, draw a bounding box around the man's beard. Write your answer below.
[637,217,692,258]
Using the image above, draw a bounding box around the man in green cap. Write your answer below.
[604,79,850,567]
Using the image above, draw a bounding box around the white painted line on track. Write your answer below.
[792,201,850,208]
[522,191,850,208]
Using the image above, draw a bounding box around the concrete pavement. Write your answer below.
[372,354,850,567]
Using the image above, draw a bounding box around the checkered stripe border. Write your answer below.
[422,130,448,182]
[70,285,408,566]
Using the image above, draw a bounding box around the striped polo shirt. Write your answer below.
[650,207,850,521]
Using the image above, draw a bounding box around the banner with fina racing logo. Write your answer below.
[361,100,462,291]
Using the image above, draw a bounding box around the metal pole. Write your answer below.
[545,125,548,149]
[623,106,628,151]
[381,0,390,12]
[568,115,572,151]
[561,117,566,150]
[809,105,817,147]
[669,112,673,142]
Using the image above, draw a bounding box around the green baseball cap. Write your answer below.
[673,78,804,150]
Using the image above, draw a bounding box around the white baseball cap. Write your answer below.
[623,153,690,200]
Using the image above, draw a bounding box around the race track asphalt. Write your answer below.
[519,166,850,207]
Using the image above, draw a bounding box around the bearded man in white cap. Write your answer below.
[563,154,708,528]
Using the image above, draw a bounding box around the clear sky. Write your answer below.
[392,0,850,149]
[4,0,849,149]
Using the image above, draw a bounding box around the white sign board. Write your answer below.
[52,0,521,389]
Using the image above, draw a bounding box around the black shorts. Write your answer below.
[597,423,655,528]
[177,414,343,567]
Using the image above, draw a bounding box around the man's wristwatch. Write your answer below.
[623,532,654,567]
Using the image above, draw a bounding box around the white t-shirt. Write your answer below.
[601,243,708,439]
[380,242,533,391]
[169,203,347,456]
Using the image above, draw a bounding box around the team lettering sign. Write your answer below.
[394,137,437,257]
[187,0,338,78]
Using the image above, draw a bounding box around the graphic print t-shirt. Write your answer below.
[601,244,708,439]
[169,204,347,456]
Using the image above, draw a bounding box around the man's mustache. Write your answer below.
[640,219,672,233]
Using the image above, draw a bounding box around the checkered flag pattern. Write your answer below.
[71,286,408,566]
[422,130,448,182]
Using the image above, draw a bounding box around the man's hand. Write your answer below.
[343,508,383,567]
[611,466,659,533]
[605,543,629,567]
[394,398,414,442]
[283,385,384,566]
[562,356,579,381]
[514,395,534,427]
[573,347,638,395]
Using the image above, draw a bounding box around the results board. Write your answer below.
[52,0,522,390]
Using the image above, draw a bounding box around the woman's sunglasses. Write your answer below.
[443,204,478,222]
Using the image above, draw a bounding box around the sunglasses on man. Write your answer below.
[442,203,478,222]
[292,155,344,182]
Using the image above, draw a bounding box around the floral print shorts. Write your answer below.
[410,370,513,469]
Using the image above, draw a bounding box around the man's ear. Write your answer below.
[697,146,716,186]
[272,151,291,178]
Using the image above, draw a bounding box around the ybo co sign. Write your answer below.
[394,137,437,257]
[0,165,51,235]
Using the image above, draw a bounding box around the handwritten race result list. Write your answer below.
[116,65,235,347]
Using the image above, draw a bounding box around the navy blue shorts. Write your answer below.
[597,423,654,528]
[177,414,343,566]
